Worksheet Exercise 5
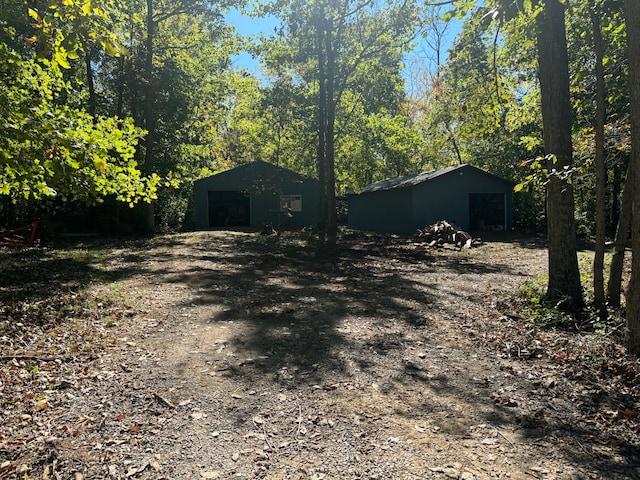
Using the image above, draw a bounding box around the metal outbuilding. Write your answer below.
[193,161,320,229]
[347,164,515,235]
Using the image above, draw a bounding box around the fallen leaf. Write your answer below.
[200,472,220,479]
[231,452,240,462]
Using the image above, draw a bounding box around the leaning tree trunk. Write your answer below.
[607,160,633,308]
[624,0,640,355]
[535,0,582,307]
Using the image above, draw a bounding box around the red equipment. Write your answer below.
[0,221,40,248]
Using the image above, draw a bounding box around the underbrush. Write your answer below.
[489,269,639,425]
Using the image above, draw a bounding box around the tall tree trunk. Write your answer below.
[607,160,633,307]
[143,0,156,233]
[534,0,582,306]
[145,0,156,170]
[316,9,327,241]
[325,16,337,245]
[591,2,607,318]
[623,0,640,355]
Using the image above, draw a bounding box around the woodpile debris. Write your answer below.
[413,220,482,249]
[260,223,277,236]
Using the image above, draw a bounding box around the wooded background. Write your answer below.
[2,0,640,352]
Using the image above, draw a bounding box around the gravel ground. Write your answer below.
[1,230,639,480]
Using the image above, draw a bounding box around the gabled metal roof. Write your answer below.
[360,164,515,193]
[361,164,466,193]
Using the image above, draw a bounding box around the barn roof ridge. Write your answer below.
[195,160,316,184]
[360,164,513,193]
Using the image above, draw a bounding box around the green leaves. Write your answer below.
[27,0,127,69]
[0,44,159,205]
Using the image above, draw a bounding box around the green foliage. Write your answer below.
[0,40,159,206]
[26,0,127,69]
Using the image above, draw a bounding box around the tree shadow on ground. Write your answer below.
[157,232,525,388]
[155,231,637,478]
[0,237,160,306]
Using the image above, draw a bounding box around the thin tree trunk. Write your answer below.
[623,0,640,355]
[144,0,156,233]
[145,0,156,171]
[591,2,607,318]
[607,160,633,307]
[534,0,582,306]
[116,56,125,120]
[85,46,96,121]
[611,163,621,232]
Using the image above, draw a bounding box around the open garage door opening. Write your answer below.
[469,193,506,231]
[208,191,250,227]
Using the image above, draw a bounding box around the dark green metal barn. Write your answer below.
[347,164,514,235]
[193,161,320,229]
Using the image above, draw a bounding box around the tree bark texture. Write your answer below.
[624,0,640,355]
[535,0,582,306]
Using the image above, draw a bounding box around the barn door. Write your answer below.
[469,193,506,231]
[208,191,250,227]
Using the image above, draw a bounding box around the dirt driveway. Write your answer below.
[1,231,639,479]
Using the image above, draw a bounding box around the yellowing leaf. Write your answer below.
[54,50,70,69]
[93,157,107,173]
[28,8,41,21]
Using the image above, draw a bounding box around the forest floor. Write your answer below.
[1,230,639,480]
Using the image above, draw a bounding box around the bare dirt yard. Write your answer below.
[1,230,639,480]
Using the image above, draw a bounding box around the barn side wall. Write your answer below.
[411,167,513,232]
[347,189,412,234]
